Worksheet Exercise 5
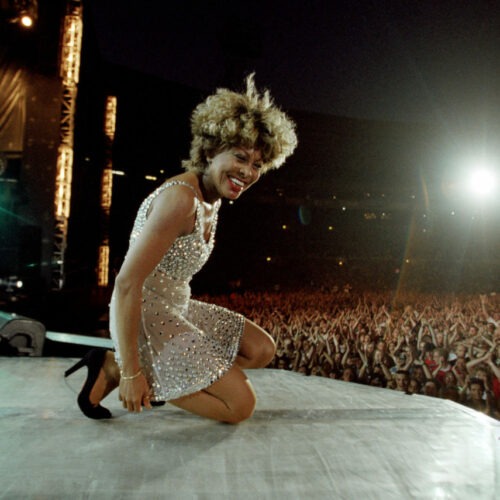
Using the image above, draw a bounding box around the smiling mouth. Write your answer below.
[228,175,245,188]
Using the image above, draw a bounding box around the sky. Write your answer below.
[88,0,500,126]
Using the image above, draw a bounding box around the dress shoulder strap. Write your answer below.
[156,180,200,199]
[155,179,222,211]
[131,178,219,243]
[140,179,201,221]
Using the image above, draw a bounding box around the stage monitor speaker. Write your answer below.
[0,311,45,356]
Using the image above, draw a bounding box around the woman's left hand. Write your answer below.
[119,374,153,413]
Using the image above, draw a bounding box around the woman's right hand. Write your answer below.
[119,374,153,413]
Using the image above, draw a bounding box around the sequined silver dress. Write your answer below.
[110,180,245,401]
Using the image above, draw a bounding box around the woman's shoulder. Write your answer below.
[139,173,198,222]
[154,178,198,213]
[165,171,198,187]
[157,172,202,200]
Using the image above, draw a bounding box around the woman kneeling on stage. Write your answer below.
[65,74,297,423]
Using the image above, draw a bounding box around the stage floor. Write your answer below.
[1,357,499,499]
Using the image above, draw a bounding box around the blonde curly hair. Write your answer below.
[182,74,297,173]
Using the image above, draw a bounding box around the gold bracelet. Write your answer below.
[120,369,142,381]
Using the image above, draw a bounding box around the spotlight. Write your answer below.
[466,168,497,197]
[20,14,33,27]
[9,1,38,28]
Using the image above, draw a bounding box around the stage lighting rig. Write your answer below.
[52,0,83,289]
[97,96,118,287]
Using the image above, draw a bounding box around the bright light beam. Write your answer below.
[466,168,497,197]
[20,15,34,28]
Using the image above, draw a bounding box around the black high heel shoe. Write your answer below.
[64,348,112,419]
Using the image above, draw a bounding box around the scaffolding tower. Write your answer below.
[52,0,82,289]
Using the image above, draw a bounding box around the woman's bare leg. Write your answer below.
[88,351,120,405]
[169,365,256,423]
[236,319,276,369]
[169,320,273,423]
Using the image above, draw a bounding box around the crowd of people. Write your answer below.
[197,286,500,419]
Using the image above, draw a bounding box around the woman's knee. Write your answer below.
[222,373,257,424]
[256,336,276,368]
[240,322,277,368]
[226,390,256,424]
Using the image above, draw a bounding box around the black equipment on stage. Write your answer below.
[0,311,46,356]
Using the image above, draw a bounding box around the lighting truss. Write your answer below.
[52,0,82,290]
[97,96,118,287]
[97,244,110,288]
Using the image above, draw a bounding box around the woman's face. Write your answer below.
[470,383,483,400]
[395,373,409,391]
[455,358,466,371]
[204,146,262,201]
[424,381,438,397]
[342,368,355,382]
[408,379,420,394]
[444,371,456,386]
[475,369,487,382]
[413,366,425,382]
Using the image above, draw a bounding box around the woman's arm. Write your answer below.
[341,343,350,368]
[448,326,459,346]
[420,361,432,381]
[487,352,500,381]
[465,349,492,373]
[114,186,197,412]
[451,365,467,388]
[427,321,437,346]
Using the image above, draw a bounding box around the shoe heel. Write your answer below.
[64,356,87,378]
[64,348,113,420]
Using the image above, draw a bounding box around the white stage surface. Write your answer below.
[1,358,499,499]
